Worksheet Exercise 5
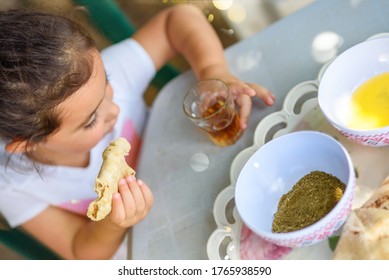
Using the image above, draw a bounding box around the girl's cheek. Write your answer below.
[85,123,106,148]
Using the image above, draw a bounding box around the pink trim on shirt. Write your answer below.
[59,198,94,215]
[121,119,141,170]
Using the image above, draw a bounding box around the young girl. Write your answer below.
[0,4,275,259]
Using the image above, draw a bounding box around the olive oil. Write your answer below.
[348,72,389,130]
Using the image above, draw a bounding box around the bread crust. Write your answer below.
[87,137,135,221]
[333,176,389,259]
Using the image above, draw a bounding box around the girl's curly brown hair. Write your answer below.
[0,9,96,154]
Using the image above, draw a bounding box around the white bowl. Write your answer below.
[318,37,389,146]
[235,131,355,248]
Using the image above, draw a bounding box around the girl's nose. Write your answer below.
[108,102,120,121]
[106,84,114,100]
[104,84,119,125]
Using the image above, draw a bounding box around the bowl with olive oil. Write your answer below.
[235,131,355,248]
[318,37,389,146]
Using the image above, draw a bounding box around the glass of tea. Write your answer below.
[183,79,243,146]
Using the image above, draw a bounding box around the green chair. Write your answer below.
[0,216,61,260]
[73,0,180,90]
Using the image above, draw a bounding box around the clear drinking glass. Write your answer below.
[183,79,243,146]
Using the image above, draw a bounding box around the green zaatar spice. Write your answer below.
[272,170,345,233]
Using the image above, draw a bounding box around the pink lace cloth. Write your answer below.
[240,224,292,260]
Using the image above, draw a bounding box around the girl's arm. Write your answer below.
[132,4,275,129]
[132,4,227,80]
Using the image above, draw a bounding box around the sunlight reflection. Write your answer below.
[335,94,351,126]
[227,3,246,23]
[311,31,343,63]
[379,54,389,63]
[220,28,235,36]
[234,49,262,72]
[213,0,233,11]
[350,0,365,8]
[190,152,210,172]
[207,13,215,23]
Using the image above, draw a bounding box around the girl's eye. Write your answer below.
[84,113,98,129]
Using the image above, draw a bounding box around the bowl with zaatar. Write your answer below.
[235,131,356,248]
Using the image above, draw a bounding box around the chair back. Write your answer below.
[73,0,180,90]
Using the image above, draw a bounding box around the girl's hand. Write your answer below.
[226,79,276,130]
[109,176,154,228]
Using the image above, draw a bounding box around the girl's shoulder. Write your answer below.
[101,39,156,98]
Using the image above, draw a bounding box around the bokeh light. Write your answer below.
[227,3,246,23]
[208,13,215,22]
[312,31,343,63]
[213,0,233,11]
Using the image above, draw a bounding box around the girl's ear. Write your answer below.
[5,139,29,154]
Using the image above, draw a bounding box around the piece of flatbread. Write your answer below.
[87,137,135,221]
[333,176,389,259]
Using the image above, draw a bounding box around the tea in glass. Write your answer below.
[183,79,243,146]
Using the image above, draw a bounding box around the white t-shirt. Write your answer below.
[0,39,156,258]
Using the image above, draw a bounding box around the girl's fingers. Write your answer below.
[228,81,255,97]
[247,83,276,106]
[123,176,145,214]
[110,181,127,224]
[235,95,252,130]
[121,176,153,216]
[137,179,154,210]
[228,81,275,106]
[109,177,154,227]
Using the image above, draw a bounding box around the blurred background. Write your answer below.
[0,0,315,106]
[0,0,314,259]
[1,0,315,48]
